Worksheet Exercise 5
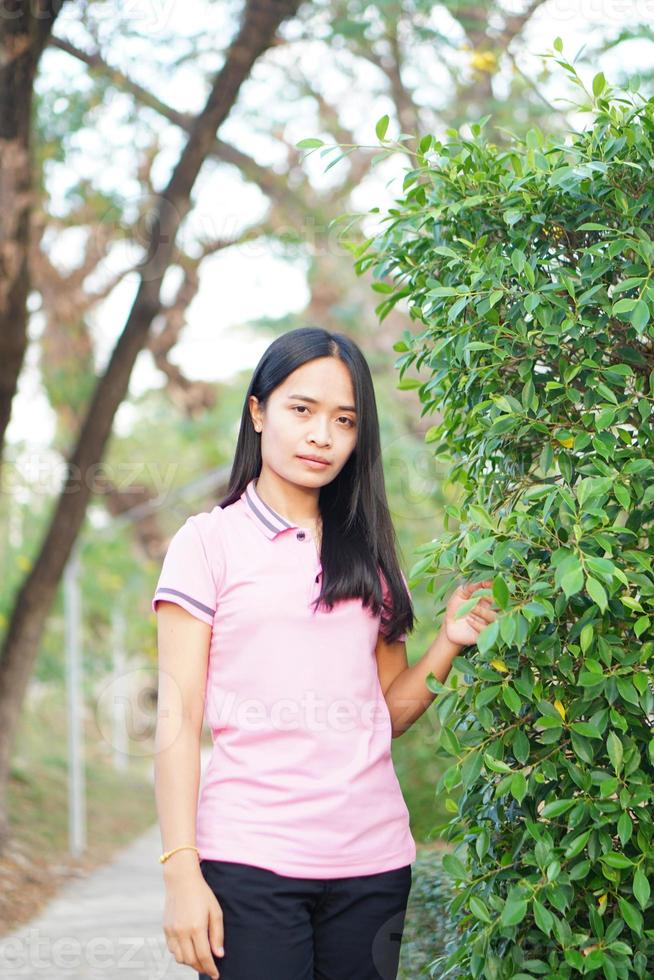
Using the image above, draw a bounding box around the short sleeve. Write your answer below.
[151,515,217,626]
[379,567,410,642]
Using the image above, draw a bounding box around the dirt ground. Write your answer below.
[0,833,121,937]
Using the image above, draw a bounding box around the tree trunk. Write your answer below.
[0,0,302,852]
[0,0,68,474]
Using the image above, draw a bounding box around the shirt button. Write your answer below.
[296,530,305,540]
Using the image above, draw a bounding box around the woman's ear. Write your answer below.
[249,395,263,432]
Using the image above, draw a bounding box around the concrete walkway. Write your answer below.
[0,822,193,980]
[0,748,215,980]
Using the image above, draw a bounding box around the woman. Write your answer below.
[152,326,496,980]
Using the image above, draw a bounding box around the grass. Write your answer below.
[9,682,157,853]
[1,682,157,935]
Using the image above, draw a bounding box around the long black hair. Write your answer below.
[218,326,415,643]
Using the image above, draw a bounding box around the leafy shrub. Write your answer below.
[341,48,654,980]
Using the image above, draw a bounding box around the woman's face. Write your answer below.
[249,357,358,487]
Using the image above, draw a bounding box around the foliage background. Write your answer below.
[344,43,654,979]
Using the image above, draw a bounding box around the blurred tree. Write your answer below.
[0,0,302,852]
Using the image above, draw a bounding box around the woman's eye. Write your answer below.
[292,406,354,427]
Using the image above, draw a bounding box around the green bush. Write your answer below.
[340,48,654,980]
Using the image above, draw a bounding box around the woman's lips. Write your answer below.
[297,456,330,468]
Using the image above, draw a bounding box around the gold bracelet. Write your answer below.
[159,845,200,864]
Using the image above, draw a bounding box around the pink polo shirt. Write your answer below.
[152,476,416,878]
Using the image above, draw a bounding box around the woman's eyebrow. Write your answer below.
[287,393,357,413]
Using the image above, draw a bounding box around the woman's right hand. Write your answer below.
[163,866,225,979]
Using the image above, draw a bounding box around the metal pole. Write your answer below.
[111,605,128,772]
[63,539,86,857]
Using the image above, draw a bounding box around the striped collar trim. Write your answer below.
[242,477,300,539]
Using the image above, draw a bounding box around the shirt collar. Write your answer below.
[241,477,300,539]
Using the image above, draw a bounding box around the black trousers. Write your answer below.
[198,858,412,980]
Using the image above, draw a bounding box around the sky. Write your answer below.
[6,0,653,456]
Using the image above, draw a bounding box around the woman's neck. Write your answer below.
[255,471,321,527]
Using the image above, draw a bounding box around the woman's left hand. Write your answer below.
[442,578,498,647]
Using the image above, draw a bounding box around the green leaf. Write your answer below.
[607,731,623,775]
[296,137,325,148]
[565,829,591,858]
[483,752,513,774]
[500,897,528,927]
[442,852,466,878]
[375,114,390,141]
[533,898,554,935]
[616,676,640,706]
[511,249,526,273]
[592,72,606,96]
[586,576,608,612]
[561,563,584,597]
[631,299,650,332]
[595,382,619,405]
[502,684,522,715]
[475,826,490,860]
[633,869,650,909]
[469,895,492,923]
[578,671,605,688]
[580,623,594,653]
[492,575,509,609]
[475,683,503,708]
[512,728,530,764]
[476,619,499,654]
[618,896,643,932]
[510,771,527,803]
[617,811,633,847]
[577,222,613,231]
[570,721,602,739]
[460,749,483,788]
[600,852,633,869]
[570,731,594,764]
[585,556,619,580]
[541,798,576,818]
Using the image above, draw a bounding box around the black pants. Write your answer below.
[198,858,412,980]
